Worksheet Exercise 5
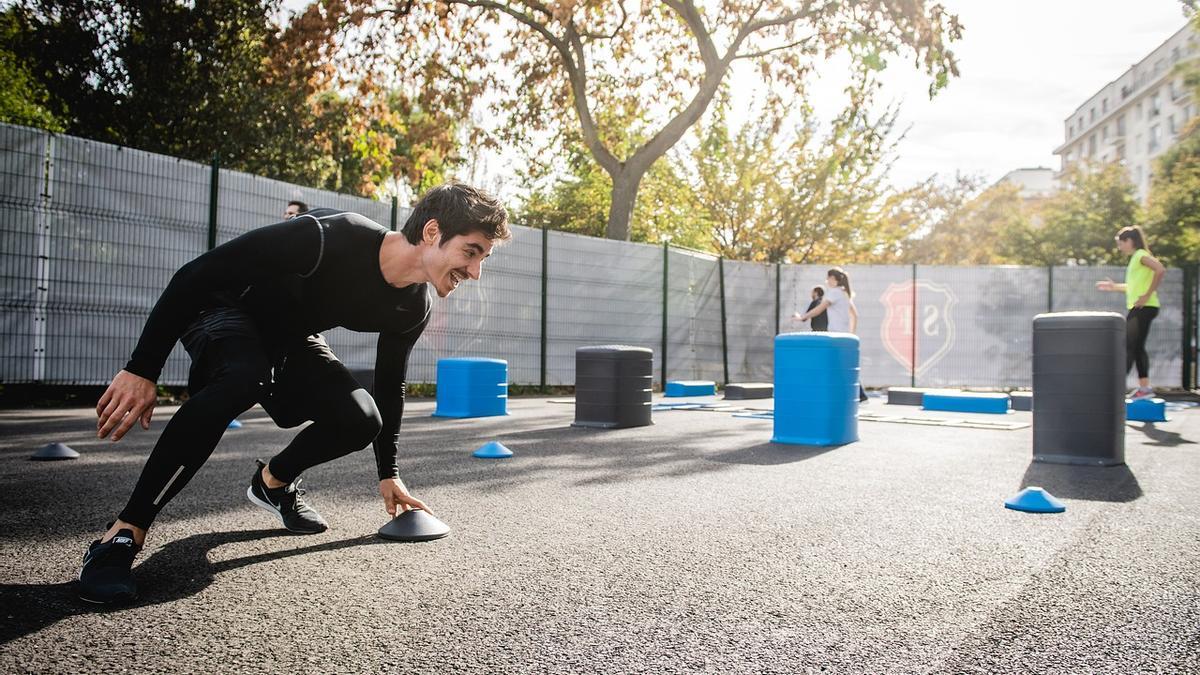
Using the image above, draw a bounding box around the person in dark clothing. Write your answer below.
[804,286,828,331]
[284,200,308,219]
[79,182,509,605]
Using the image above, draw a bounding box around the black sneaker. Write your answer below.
[78,527,140,605]
[246,459,328,534]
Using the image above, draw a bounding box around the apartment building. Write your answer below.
[1054,22,1198,202]
[996,167,1057,199]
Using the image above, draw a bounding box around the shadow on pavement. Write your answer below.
[706,442,842,466]
[0,529,386,645]
[1019,461,1143,503]
[1127,422,1196,447]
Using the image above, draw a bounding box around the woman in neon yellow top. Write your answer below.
[1095,226,1166,399]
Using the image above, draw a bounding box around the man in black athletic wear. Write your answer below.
[78,182,509,605]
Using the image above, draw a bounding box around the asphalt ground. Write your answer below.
[1,394,1198,673]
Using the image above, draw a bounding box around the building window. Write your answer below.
[1149,125,1161,153]
[1102,125,1108,142]
[1136,133,1143,153]
[1117,115,1126,136]
[1136,102,1143,120]
[1173,46,1181,63]
[1151,91,1161,117]
[1102,98,1108,114]
[1088,134,1097,156]
[1090,107,1095,122]
[1169,115,1177,136]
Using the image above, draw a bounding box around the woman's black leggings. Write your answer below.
[118,313,381,530]
[1126,306,1159,379]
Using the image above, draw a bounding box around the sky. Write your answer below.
[806,0,1192,188]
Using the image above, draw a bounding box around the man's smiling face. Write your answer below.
[420,221,495,297]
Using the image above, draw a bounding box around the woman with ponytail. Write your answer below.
[1096,225,1166,399]
[797,267,868,402]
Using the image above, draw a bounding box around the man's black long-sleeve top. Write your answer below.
[123,209,431,481]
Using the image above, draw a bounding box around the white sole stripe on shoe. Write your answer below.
[246,486,289,530]
[245,486,325,534]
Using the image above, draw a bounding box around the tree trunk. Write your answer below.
[606,168,645,241]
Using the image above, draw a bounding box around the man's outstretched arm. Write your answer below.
[373,331,432,516]
[98,218,324,441]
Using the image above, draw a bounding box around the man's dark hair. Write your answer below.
[288,200,309,213]
[402,182,510,246]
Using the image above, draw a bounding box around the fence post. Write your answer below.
[719,256,729,385]
[775,262,781,335]
[540,225,548,392]
[1184,263,1196,390]
[207,155,219,250]
[910,263,917,387]
[1047,265,1054,312]
[32,132,55,382]
[390,196,398,232]
[661,242,669,389]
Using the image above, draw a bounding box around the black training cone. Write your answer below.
[377,509,450,542]
[31,442,79,461]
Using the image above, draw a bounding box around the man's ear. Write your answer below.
[422,219,440,245]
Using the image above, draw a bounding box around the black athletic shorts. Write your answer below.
[180,306,365,428]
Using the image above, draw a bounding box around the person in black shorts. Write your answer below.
[78,182,509,604]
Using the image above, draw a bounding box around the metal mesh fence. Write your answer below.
[0,123,1194,389]
[0,125,45,382]
[666,248,724,383]
[723,259,775,382]
[547,231,662,385]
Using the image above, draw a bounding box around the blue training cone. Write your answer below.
[472,441,513,459]
[1004,486,1066,514]
[227,419,243,429]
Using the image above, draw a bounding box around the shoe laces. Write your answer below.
[285,479,312,513]
[89,537,139,568]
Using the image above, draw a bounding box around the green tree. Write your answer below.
[518,137,713,250]
[3,0,464,197]
[330,0,962,239]
[905,179,1034,265]
[1023,162,1140,266]
[681,67,903,264]
[1145,123,1200,264]
[0,11,64,131]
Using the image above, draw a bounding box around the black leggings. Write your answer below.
[118,313,381,530]
[1126,306,1159,379]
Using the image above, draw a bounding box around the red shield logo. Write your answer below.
[880,280,956,376]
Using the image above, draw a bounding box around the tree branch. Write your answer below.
[660,0,720,69]
[733,36,815,61]
[580,2,628,40]
[447,0,620,174]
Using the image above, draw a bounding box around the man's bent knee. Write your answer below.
[342,388,383,447]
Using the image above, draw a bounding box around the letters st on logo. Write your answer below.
[880,280,957,376]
